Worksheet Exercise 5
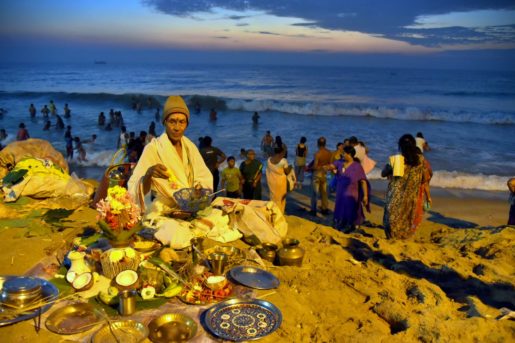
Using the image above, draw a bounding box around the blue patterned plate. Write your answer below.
[202,298,282,342]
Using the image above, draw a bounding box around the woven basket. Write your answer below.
[100,248,140,279]
[173,188,212,213]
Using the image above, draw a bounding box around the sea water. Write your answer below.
[0,62,514,191]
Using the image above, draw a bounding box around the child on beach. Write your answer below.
[508,178,515,226]
[221,156,243,198]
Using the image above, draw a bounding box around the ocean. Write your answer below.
[0,62,514,192]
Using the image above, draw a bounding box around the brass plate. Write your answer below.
[45,303,102,335]
[148,313,198,342]
[92,320,148,343]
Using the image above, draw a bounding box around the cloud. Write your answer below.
[141,0,515,47]
[214,36,229,39]
[227,15,251,20]
[236,23,249,27]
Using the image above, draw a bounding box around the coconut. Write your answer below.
[115,270,138,288]
[66,271,77,284]
[72,272,93,291]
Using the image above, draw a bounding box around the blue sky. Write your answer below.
[0,0,514,69]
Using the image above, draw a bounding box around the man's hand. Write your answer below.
[145,164,169,180]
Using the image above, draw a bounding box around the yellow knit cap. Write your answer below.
[162,95,190,123]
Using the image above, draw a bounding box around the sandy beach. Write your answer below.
[0,178,513,342]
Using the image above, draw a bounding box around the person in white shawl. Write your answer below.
[128,96,213,215]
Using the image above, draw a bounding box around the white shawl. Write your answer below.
[128,133,213,213]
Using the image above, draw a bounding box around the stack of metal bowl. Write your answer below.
[1,277,43,308]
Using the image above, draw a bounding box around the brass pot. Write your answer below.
[277,239,305,266]
[256,243,278,263]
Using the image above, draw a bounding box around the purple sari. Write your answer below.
[333,161,370,229]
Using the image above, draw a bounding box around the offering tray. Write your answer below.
[148,313,198,343]
[229,266,280,290]
[178,273,234,305]
[91,320,148,343]
[0,275,59,327]
[202,298,282,341]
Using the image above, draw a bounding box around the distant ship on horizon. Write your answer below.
[94,60,107,64]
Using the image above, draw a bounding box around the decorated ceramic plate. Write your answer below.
[229,266,280,290]
[0,275,59,327]
[202,298,282,341]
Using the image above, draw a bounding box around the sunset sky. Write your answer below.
[1,0,514,68]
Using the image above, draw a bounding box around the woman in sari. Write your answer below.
[382,134,429,239]
[332,146,370,232]
[266,146,291,213]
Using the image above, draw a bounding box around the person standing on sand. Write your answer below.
[200,136,226,191]
[29,104,36,118]
[331,146,370,232]
[310,137,332,216]
[221,156,244,198]
[266,146,291,213]
[16,123,30,141]
[508,178,515,226]
[261,131,274,157]
[240,149,262,200]
[294,137,308,189]
[274,136,288,159]
[382,134,430,239]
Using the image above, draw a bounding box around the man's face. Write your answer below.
[247,151,256,161]
[228,159,235,168]
[164,113,188,142]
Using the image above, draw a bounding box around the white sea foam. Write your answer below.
[225,98,514,125]
[367,168,509,191]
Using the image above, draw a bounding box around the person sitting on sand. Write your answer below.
[240,149,262,200]
[382,134,431,239]
[508,178,515,226]
[128,95,212,214]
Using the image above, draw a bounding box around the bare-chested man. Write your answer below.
[311,137,332,215]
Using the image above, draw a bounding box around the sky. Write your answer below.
[0,0,514,69]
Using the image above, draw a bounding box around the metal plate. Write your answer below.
[202,298,282,342]
[229,266,280,290]
[91,320,148,343]
[0,275,59,327]
[148,313,198,343]
[45,302,102,335]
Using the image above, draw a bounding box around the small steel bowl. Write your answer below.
[1,276,42,308]
[148,313,198,343]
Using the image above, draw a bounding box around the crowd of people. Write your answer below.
[4,95,513,238]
